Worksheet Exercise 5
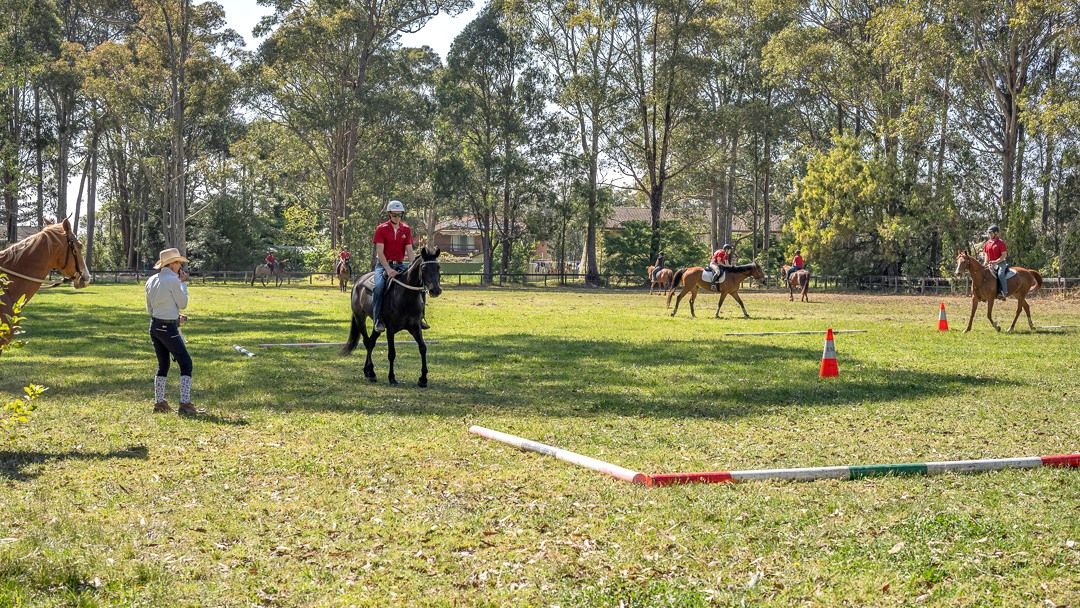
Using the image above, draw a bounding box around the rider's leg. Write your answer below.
[997,265,1008,299]
[372,265,389,332]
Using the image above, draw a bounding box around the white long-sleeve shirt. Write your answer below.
[145,267,188,320]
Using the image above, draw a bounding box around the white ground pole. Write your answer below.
[724,330,868,336]
[258,341,438,348]
[469,425,651,485]
[233,345,256,357]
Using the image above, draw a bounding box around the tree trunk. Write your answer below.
[34,87,43,228]
[86,136,98,270]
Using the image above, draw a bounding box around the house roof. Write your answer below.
[604,206,783,234]
[0,225,40,245]
[433,216,482,234]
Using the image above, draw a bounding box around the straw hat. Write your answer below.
[153,247,189,269]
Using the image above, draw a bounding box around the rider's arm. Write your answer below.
[404,244,416,264]
[376,243,394,275]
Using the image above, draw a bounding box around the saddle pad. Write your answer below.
[359,271,376,291]
[1005,268,1017,280]
[702,269,719,283]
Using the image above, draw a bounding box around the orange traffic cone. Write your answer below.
[938,302,949,331]
[819,328,838,378]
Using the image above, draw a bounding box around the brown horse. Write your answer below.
[646,265,673,294]
[252,259,287,287]
[336,260,351,292]
[954,250,1042,333]
[781,265,810,302]
[0,219,91,343]
[666,262,766,318]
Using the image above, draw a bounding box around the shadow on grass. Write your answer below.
[0,445,148,481]
[11,296,1016,421]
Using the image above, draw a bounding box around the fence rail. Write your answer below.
[72,269,1080,296]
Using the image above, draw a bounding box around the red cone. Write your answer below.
[938,302,949,331]
[819,328,839,378]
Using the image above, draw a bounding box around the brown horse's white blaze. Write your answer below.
[0,219,91,345]
[954,250,1042,333]
[665,263,766,318]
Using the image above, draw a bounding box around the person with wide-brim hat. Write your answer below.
[145,247,203,416]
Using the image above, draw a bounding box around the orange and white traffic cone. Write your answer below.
[938,302,949,331]
[819,328,839,378]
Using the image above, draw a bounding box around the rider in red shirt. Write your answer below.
[338,248,352,274]
[709,244,734,286]
[264,250,277,272]
[984,225,1008,300]
[785,249,805,281]
[372,200,428,332]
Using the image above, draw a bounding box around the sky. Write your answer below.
[215,0,484,57]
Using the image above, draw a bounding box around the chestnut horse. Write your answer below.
[954,250,1042,333]
[0,219,91,344]
[666,262,766,318]
[781,265,810,302]
[646,265,673,294]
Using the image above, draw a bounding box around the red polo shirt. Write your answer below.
[793,255,804,267]
[984,238,1006,262]
[373,220,413,262]
[711,249,729,265]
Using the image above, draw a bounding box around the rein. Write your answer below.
[390,260,437,293]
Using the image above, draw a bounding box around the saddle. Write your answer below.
[359,271,376,291]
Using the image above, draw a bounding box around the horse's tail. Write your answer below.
[1030,270,1043,293]
[341,313,362,356]
[666,268,686,307]
[800,270,810,292]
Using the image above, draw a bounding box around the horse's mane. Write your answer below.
[0,223,64,264]
[724,263,758,273]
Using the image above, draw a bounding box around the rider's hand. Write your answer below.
[179,314,188,324]
[386,267,398,279]
[178,269,189,282]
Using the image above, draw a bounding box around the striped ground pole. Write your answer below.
[470,426,1080,487]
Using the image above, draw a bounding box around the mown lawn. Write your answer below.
[1,282,1078,607]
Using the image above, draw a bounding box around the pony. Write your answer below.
[646,265,673,294]
[0,218,91,345]
[342,246,442,386]
[781,265,810,302]
[954,250,1042,333]
[666,262,766,318]
[251,259,287,287]
[335,260,350,293]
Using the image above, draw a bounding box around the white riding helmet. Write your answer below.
[386,200,405,213]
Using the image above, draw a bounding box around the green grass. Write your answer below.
[1,283,1078,607]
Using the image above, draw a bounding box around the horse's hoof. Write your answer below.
[366,376,377,383]
[388,378,399,386]
[417,379,427,388]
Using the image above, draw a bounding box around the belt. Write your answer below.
[387,260,404,264]
[152,317,179,325]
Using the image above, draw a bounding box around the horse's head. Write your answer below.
[50,218,91,288]
[419,246,442,297]
[954,250,977,276]
[750,261,766,282]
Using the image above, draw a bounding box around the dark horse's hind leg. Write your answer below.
[386,328,399,385]
[361,316,378,381]
[406,326,428,387]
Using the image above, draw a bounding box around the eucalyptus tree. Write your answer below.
[249,0,470,249]
[0,0,60,242]
[521,0,621,284]
[440,0,555,282]
[609,0,713,260]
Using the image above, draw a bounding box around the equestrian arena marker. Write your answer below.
[257,340,438,348]
[469,426,1079,487]
[723,329,867,336]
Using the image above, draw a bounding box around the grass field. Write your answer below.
[1,282,1078,607]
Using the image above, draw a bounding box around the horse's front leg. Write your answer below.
[407,326,428,387]
[386,329,399,385]
[1007,298,1023,332]
[964,297,978,333]
[731,292,750,319]
[986,299,1000,332]
[715,292,727,318]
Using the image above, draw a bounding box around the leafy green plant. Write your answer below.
[0,274,45,431]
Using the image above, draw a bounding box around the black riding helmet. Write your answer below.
[988,225,999,235]
[723,243,733,250]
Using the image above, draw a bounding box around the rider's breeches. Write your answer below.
[372,262,407,323]
[787,265,803,279]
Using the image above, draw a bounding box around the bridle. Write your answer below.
[0,231,84,287]
[390,260,439,293]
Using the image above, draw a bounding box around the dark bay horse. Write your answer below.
[336,260,350,292]
[666,262,766,318]
[1,219,91,344]
[647,265,673,294]
[781,265,810,302]
[342,246,442,386]
[954,250,1042,333]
